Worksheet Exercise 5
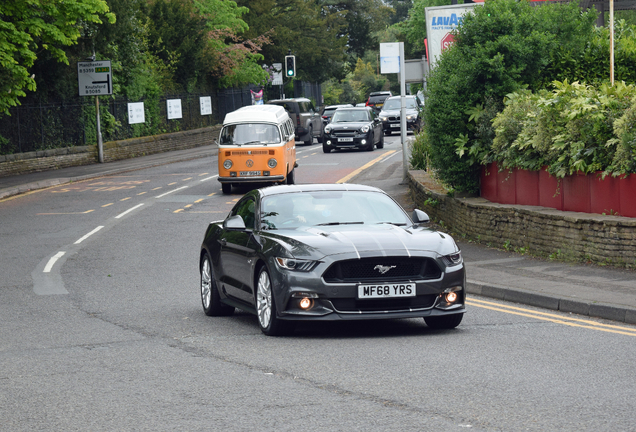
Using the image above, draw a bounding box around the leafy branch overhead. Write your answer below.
[0,0,115,114]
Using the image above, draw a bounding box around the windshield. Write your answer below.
[382,98,419,111]
[331,110,371,123]
[220,123,281,145]
[260,190,410,230]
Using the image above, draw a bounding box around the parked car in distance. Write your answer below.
[378,95,423,135]
[217,105,297,194]
[365,91,392,112]
[321,104,353,129]
[198,183,466,336]
[267,97,322,145]
[322,107,383,153]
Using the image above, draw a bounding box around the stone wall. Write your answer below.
[0,125,221,178]
[409,170,636,268]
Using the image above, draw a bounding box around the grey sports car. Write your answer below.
[199,184,466,336]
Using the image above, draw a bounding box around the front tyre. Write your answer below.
[322,142,332,153]
[286,167,295,185]
[221,183,231,194]
[201,253,234,316]
[424,313,463,329]
[255,267,294,336]
[377,132,384,149]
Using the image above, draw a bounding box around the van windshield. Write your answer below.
[220,123,281,145]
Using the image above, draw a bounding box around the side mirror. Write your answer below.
[223,214,246,230]
[412,209,430,224]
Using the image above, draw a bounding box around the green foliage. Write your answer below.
[410,129,430,170]
[491,81,636,177]
[422,0,599,193]
[0,0,115,114]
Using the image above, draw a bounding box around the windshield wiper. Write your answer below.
[376,222,407,226]
[316,221,364,226]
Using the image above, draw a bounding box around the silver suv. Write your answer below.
[267,97,323,145]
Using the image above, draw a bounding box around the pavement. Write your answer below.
[2,145,635,325]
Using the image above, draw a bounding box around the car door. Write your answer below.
[218,197,259,304]
[307,100,322,137]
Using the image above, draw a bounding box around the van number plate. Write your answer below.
[240,171,261,176]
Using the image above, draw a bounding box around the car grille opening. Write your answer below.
[330,295,437,312]
[322,257,441,283]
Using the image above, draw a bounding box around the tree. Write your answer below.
[0,0,115,114]
[237,0,348,83]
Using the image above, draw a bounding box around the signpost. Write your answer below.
[77,60,113,163]
[380,42,409,183]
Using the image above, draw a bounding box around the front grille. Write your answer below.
[331,295,437,312]
[332,131,356,137]
[322,257,441,283]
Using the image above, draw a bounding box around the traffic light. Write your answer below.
[285,55,296,77]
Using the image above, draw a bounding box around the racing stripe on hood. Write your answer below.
[334,226,411,257]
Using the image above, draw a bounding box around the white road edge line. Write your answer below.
[74,226,104,244]
[200,175,218,182]
[115,203,145,219]
[155,185,189,198]
[43,251,66,273]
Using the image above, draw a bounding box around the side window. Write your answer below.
[232,198,256,230]
[308,101,316,113]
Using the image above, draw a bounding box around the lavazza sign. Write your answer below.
[425,3,480,69]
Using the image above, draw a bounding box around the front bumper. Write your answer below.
[270,255,466,321]
[323,134,372,149]
[218,175,285,184]
[382,119,419,132]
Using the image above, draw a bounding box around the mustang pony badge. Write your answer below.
[374,264,396,275]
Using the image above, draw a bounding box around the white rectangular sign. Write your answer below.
[167,99,182,120]
[200,96,212,115]
[272,63,283,85]
[425,4,479,70]
[127,102,145,124]
[77,61,113,96]
[380,43,400,74]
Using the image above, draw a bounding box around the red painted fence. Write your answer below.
[480,163,636,218]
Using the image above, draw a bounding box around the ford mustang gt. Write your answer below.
[199,184,465,336]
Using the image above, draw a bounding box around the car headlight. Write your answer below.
[275,257,319,272]
[443,251,463,267]
[324,125,332,134]
[360,125,370,133]
[380,116,388,121]
[406,115,415,120]
[268,158,277,168]
[223,159,233,169]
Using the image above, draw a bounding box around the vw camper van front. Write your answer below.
[218,105,297,194]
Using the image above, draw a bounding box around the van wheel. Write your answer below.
[286,168,295,185]
[221,183,231,194]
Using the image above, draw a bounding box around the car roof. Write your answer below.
[257,183,383,197]
[385,95,417,101]
[324,104,353,109]
[369,91,391,96]
[223,105,290,125]
[267,97,311,103]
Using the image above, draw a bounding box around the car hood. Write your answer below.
[379,108,418,116]
[264,224,457,259]
[326,122,370,131]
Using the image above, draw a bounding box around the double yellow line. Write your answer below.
[468,298,636,337]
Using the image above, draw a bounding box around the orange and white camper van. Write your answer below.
[217,105,297,194]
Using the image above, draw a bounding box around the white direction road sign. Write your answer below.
[77,61,113,96]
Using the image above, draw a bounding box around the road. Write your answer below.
[1,135,635,431]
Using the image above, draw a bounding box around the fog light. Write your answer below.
[327,140,332,145]
[299,298,312,309]
[445,292,458,303]
[361,139,367,145]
